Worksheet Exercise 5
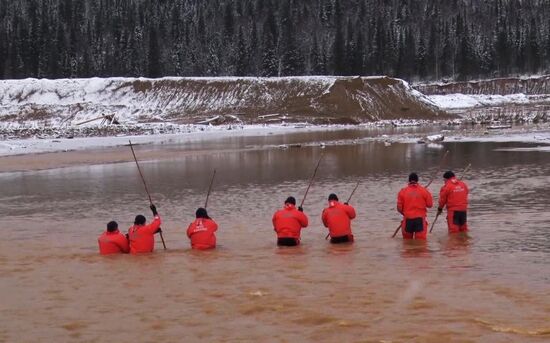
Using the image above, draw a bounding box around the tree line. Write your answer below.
[1,0,549,81]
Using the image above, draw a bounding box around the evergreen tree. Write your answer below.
[235,26,248,76]
[331,0,345,75]
[147,27,161,78]
[0,0,549,80]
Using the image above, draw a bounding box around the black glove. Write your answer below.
[150,204,158,216]
[125,233,130,241]
[156,227,162,234]
[437,208,443,215]
[344,202,349,205]
[298,206,303,212]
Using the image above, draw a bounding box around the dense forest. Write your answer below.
[1,0,549,81]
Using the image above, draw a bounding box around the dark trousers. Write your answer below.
[277,237,298,246]
[330,235,352,244]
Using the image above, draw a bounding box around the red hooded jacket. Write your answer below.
[127,215,162,254]
[98,230,129,255]
[439,177,469,211]
[187,218,218,250]
[397,182,433,219]
[321,201,356,237]
[272,204,309,240]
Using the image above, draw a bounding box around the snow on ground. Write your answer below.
[0,123,364,157]
[2,121,550,158]
[428,93,534,109]
[444,130,550,144]
[0,76,445,129]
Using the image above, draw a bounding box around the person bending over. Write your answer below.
[272,196,309,246]
[187,207,218,250]
[322,193,356,244]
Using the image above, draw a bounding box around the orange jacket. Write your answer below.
[272,204,309,240]
[127,215,162,254]
[397,183,433,219]
[322,201,356,237]
[187,218,218,250]
[98,230,130,255]
[439,177,469,211]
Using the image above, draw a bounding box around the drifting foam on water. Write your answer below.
[474,318,550,336]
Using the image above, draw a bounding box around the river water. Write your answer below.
[0,128,549,342]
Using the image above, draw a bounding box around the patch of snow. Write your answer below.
[429,93,532,109]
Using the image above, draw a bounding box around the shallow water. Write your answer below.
[1,129,549,342]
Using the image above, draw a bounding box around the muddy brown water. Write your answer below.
[1,128,549,342]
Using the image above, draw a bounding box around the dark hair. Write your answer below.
[285,196,296,205]
[196,207,209,219]
[408,172,419,183]
[328,193,338,201]
[443,171,455,179]
[107,221,118,232]
[134,215,146,225]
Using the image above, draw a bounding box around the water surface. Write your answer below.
[1,129,549,342]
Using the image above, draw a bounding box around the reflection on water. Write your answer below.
[0,129,549,341]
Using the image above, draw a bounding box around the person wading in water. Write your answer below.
[321,193,356,244]
[98,221,130,255]
[272,196,309,246]
[186,207,218,250]
[397,173,433,240]
[127,204,162,254]
[438,171,469,233]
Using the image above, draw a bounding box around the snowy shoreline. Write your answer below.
[2,121,550,158]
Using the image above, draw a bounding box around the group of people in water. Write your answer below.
[98,170,469,255]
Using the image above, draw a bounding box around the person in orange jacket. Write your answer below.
[98,221,130,255]
[397,173,433,240]
[322,193,356,244]
[187,208,218,250]
[438,171,469,233]
[127,204,162,254]
[272,196,309,246]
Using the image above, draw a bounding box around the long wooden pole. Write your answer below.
[128,140,166,250]
[424,150,450,188]
[392,149,449,238]
[300,153,324,208]
[429,163,471,233]
[204,169,216,209]
[129,140,153,204]
[346,181,360,203]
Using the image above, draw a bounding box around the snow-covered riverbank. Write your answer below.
[2,121,550,159]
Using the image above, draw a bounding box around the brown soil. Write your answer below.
[416,75,550,95]
[113,76,451,124]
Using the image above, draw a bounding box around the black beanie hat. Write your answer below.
[443,171,455,179]
[196,207,209,218]
[408,172,419,183]
[134,215,146,225]
[328,193,338,201]
[285,196,296,205]
[107,221,118,232]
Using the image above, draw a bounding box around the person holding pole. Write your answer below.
[321,193,356,244]
[128,140,167,249]
[272,196,309,246]
[437,171,469,233]
[271,154,320,247]
[127,204,163,254]
[187,208,218,250]
[396,173,433,240]
[186,170,218,250]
